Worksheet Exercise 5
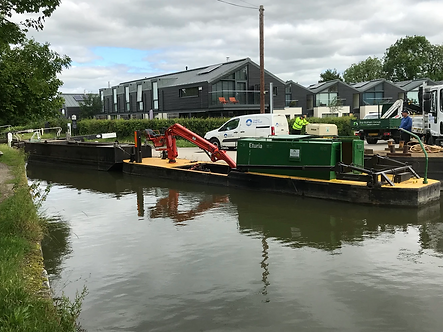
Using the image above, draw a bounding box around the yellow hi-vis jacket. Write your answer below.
[293,117,309,130]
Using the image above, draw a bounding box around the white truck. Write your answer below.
[204,113,289,149]
[411,84,443,145]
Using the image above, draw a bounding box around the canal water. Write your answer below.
[27,163,443,332]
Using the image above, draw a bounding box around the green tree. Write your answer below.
[319,68,342,82]
[383,35,434,81]
[0,0,61,46]
[0,39,71,126]
[328,96,343,113]
[343,56,384,83]
[427,44,443,81]
[79,94,102,119]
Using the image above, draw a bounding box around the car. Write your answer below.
[363,113,380,119]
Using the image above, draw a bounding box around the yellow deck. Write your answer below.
[124,157,438,189]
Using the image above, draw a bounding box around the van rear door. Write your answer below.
[272,114,289,135]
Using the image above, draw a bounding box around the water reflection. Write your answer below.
[28,162,443,259]
[27,163,443,332]
[230,189,442,253]
[148,189,229,225]
[27,163,129,197]
[40,217,72,282]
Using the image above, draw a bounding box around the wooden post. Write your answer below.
[259,5,265,114]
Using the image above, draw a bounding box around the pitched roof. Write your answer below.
[350,78,401,92]
[308,79,358,93]
[119,58,285,88]
[393,78,437,91]
[60,93,86,107]
[286,80,312,93]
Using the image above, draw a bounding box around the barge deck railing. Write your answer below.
[400,128,428,184]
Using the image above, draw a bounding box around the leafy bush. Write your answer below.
[77,118,230,138]
[289,116,356,136]
[6,117,70,134]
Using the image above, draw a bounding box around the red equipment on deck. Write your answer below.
[144,123,237,169]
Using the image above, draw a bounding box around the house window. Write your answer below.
[113,88,117,112]
[179,87,199,98]
[100,91,104,113]
[125,86,130,111]
[137,84,143,111]
[285,94,293,107]
[363,83,384,105]
[322,113,338,118]
[316,84,338,107]
[211,80,235,104]
[273,86,278,97]
[152,82,159,110]
[235,66,248,80]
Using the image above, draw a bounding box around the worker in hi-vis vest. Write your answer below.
[292,115,309,135]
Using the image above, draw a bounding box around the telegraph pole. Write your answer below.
[259,5,265,114]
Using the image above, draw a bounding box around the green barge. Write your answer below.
[123,134,440,207]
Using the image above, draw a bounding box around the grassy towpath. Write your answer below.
[0,144,85,332]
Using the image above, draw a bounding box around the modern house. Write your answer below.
[306,80,358,117]
[278,80,311,119]
[393,78,437,104]
[98,58,286,119]
[350,79,404,118]
[59,93,86,119]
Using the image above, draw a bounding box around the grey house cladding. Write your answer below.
[99,58,286,119]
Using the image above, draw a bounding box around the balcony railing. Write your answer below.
[209,90,261,106]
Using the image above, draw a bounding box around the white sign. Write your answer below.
[101,132,117,139]
[290,149,300,158]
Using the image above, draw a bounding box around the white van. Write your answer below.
[204,113,289,149]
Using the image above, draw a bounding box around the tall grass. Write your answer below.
[0,145,86,332]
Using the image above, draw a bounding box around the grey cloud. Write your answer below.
[19,0,443,92]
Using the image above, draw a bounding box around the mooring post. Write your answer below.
[134,131,143,163]
[7,132,12,148]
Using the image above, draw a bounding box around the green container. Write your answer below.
[237,137,341,180]
[352,139,364,168]
[338,137,364,168]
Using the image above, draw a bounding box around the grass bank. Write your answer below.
[0,144,85,332]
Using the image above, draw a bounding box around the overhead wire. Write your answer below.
[237,0,259,7]
[216,0,258,10]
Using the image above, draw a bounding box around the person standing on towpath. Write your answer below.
[399,109,412,144]
[292,115,309,135]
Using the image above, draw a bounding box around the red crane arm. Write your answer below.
[145,123,237,169]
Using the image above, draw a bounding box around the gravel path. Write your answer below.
[0,162,14,204]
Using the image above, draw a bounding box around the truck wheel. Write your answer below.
[366,137,378,144]
[393,137,400,144]
[209,138,221,149]
[427,136,434,145]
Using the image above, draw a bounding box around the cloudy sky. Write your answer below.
[18,0,443,93]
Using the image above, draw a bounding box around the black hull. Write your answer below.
[24,141,152,171]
